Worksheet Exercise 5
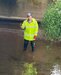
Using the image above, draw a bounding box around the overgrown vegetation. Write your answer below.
[22,63,37,75]
[42,0,61,41]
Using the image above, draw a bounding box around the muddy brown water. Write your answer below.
[0,1,61,75]
[0,25,61,75]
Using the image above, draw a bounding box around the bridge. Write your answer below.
[0,16,41,29]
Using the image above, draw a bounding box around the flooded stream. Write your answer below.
[0,0,61,75]
[0,26,61,75]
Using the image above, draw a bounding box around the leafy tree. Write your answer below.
[42,0,61,41]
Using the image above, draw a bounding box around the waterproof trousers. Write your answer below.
[24,39,35,52]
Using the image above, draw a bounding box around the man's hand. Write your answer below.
[34,35,37,40]
[21,26,26,30]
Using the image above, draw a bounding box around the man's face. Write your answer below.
[27,16,32,20]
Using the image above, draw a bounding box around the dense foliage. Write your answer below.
[42,0,61,41]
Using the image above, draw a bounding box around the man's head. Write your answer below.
[27,13,32,21]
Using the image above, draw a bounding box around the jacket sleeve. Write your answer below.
[34,20,38,36]
[21,21,26,29]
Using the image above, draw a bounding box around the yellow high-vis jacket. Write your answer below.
[21,18,38,41]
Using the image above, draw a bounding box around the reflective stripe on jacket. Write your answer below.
[21,18,38,41]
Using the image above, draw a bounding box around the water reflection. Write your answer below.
[51,64,61,75]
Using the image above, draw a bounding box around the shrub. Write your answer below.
[42,0,61,41]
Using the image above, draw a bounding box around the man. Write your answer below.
[21,13,38,52]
